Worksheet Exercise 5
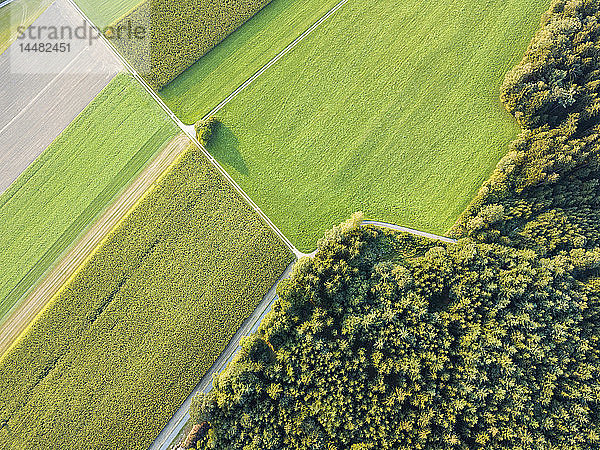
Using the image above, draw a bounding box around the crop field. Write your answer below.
[112,0,273,89]
[159,0,342,124]
[203,0,550,252]
[0,147,293,448]
[74,0,142,28]
[0,0,51,55]
[0,0,124,193]
[0,74,177,324]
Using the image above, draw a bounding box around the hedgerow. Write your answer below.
[0,146,293,448]
[109,0,272,89]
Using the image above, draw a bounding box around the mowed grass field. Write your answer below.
[0,74,177,323]
[0,147,293,448]
[202,0,549,252]
[159,0,342,124]
[0,0,51,54]
[74,0,142,28]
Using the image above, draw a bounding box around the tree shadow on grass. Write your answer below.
[208,122,249,176]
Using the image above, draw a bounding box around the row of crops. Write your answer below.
[110,0,272,89]
[0,74,177,323]
[0,147,294,448]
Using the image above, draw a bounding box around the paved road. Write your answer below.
[0,134,191,356]
[150,261,296,450]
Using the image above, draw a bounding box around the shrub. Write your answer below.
[195,116,218,146]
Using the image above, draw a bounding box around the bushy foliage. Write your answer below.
[501,0,600,129]
[193,223,600,449]
[453,0,600,257]
[109,0,272,89]
[188,1,600,448]
[0,147,293,448]
[196,116,219,146]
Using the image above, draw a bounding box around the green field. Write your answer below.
[159,0,342,123]
[0,74,177,323]
[200,0,549,252]
[74,0,142,28]
[0,0,50,55]
[0,147,293,448]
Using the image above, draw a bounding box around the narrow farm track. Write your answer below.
[202,0,350,120]
[0,0,18,9]
[362,221,458,244]
[0,134,191,356]
[151,261,296,450]
[0,0,461,444]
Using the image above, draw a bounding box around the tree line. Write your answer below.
[182,1,600,448]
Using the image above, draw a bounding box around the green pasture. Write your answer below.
[204,0,549,252]
[74,0,142,28]
[158,0,342,124]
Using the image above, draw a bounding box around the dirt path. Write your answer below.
[65,0,323,259]
[0,133,191,356]
[202,0,349,121]
[362,220,458,244]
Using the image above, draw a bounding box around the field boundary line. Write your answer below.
[202,0,349,121]
[65,0,302,258]
[150,261,296,450]
[0,134,191,356]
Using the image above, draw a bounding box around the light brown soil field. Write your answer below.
[0,0,121,193]
[0,133,191,355]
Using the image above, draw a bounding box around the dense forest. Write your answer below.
[183,1,600,448]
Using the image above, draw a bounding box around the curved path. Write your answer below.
[0,134,191,356]
[362,220,458,244]
[154,221,456,450]
[0,0,18,9]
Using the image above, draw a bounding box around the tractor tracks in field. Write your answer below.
[0,133,191,356]
[0,0,460,447]
[202,0,350,120]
